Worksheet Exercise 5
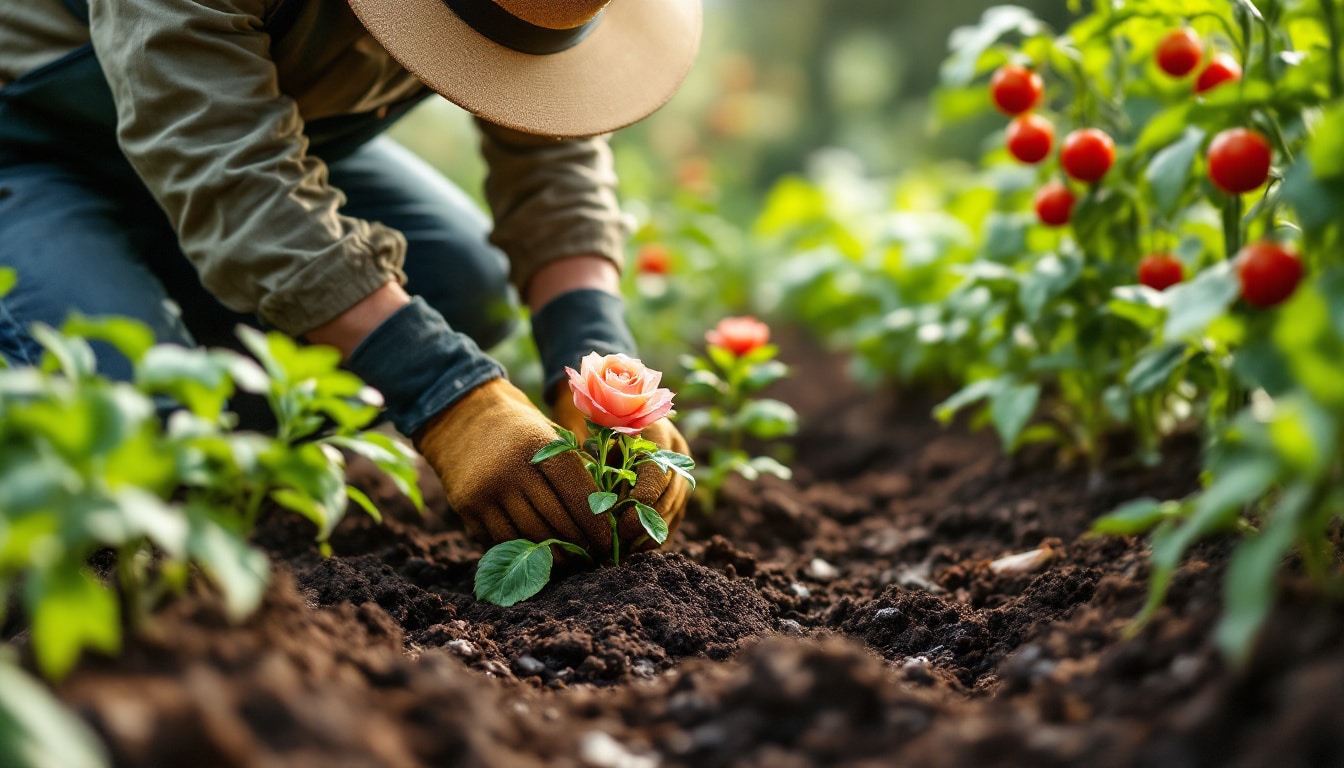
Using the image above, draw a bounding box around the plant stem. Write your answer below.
[608,513,620,565]
[1324,0,1344,98]
[1223,195,1244,259]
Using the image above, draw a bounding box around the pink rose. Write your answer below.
[566,353,675,436]
[706,317,770,357]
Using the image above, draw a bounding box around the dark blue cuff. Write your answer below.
[346,297,505,436]
[531,289,637,402]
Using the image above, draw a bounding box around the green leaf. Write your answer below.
[25,562,120,680]
[742,360,789,392]
[643,450,698,491]
[1145,128,1206,216]
[1305,102,1344,179]
[135,345,236,421]
[532,439,575,464]
[0,655,109,768]
[474,539,555,607]
[634,502,669,545]
[1215,483,1311,666]
[186,507,270,622]
[1125,343,1187,394]
[0,267,15,298]
[706,344,739,373]
[1019,253,1082,323]
[934,377,1003,422]
[325,433,424,511]
[62,315,156,365]
[1164,265,1241,339]
[30,324,97,381]
[588,491,619,515]
[1093,497,1169,536]
[345,485,382,524]
[940,6,1045,86]
[990,381,1040,451]
[736,398,799,439]
[747,455,793,481]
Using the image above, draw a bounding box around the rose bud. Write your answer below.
[706,316,770,357]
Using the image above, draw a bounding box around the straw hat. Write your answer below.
[349,0,703,138]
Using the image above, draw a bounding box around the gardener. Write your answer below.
[0,0,700,555]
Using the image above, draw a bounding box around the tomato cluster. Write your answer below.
[988,27,1297,304]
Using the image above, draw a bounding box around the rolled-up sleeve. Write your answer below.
[477,119,629,294]
[89,0,406,336]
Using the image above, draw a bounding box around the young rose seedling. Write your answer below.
[680,317,798,503]
[474,354,694,607]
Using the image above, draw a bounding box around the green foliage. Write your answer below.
[0,313,420,683]
[0,652,108,768]
[761,0,1344,663]
[678,335,797,503]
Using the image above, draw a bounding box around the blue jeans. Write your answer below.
[0,137,519,382]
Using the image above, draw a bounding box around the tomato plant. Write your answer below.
[765,0,1344,661]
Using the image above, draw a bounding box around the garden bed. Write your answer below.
[45,343,1344,768]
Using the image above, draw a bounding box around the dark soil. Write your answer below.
[38,338,1344,767]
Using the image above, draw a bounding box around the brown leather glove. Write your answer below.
[414,378,620,555]
[554,396,691,549]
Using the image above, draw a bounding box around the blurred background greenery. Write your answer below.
[392,0,1071,216]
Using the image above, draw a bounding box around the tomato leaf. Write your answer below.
[1216,482,1312,666]
[1145,127,1206,216]
[1164,265,1241,339]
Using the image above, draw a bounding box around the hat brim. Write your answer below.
[349,0,703,138]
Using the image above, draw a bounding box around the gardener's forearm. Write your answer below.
[306,282,412,359]
[526,255,620,313]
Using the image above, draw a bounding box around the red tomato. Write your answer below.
[1005,114,1055,164]
[1237,242,1304,308]
[1207,128,1272,194]
[1156,28,1202,77]
[1034,182,1076,227]
[1060,128,1116,183]
[1137,254,1185,291]
[636,244,672,276]
[1195,53,1242,93]
[991,65,1045,115]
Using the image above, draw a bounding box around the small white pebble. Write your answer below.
[989,548,1054,575]
[579,731,659,768]
[807,558,840,581]
[790,582,811,599]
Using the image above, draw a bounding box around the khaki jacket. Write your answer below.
[0,0,626,336]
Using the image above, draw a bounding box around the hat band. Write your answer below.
[443,0,603,55]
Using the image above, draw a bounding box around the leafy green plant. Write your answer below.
[679,317,797,501]
[0,290,421,682]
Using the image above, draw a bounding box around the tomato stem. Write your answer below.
[1222,195,1244,260]
[1323,0,1344,98]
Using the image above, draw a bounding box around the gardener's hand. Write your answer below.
[554,397,691,550]
[414,379,618,554]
